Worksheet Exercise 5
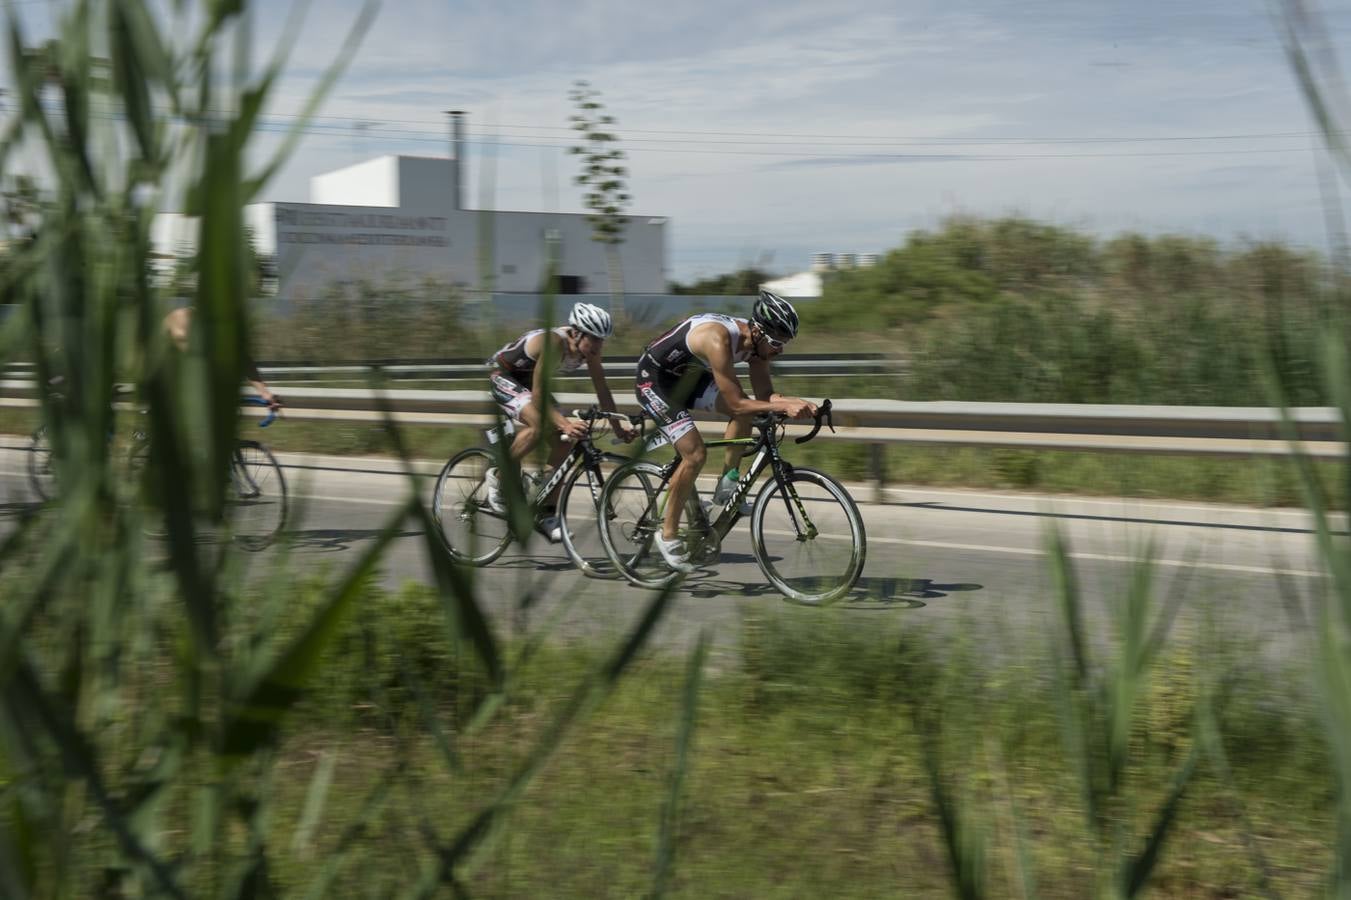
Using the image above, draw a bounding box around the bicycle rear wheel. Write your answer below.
[597,460,697,590]
[230,440,288,550]
[431,447,512,565]
[750,467,866,605]
[557,452,629,578]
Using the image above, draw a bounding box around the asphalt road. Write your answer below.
[0,443,1335,662]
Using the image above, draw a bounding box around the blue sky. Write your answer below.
[8,0,1351,282]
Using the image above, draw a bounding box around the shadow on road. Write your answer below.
[286,528,423,552]
[0,501,40,519]
[682,574,983,610]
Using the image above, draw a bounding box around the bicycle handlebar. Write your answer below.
[243,395,279,427]
[749,399,835,445]
[570,406,644,427]
[794,399,834,444]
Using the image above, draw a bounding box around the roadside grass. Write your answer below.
[191,586,1335,897]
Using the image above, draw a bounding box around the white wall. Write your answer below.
[156,154,669,300]
[309,156,400,208]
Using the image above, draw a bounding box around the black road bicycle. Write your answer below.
[431,406,644,577]
[597,399,867,605]
[32,396,288,550]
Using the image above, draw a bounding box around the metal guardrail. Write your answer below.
[2,381,1342,454]
[1,354,900,383]
[3,382,1345,500]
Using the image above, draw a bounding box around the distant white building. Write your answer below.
[154,115,669,301]
[759,251,879,299]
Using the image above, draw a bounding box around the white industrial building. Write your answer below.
[154,114,669,301]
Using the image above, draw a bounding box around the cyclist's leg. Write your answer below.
[637,366,709,540]
[708,388,751,475]
[665,427,706,540]
[538,398,574,511]
[489,372,538,462]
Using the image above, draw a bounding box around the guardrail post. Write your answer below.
[870,442,887,503]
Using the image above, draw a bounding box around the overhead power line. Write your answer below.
[246,118,1314,161]
[247,107,1331,147]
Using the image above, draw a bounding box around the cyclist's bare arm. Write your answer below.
[164,307,279,408]
[748,356,776,402]
[584,352,635,439]
[529,331,583,437]
[749,356,814,415]
[689,325,809,418]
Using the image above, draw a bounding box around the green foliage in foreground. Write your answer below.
[7,1,1351,898]
[5,574,1337,897]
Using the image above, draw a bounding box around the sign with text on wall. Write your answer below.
[275,208,451,248]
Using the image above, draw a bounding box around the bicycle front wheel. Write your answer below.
[230,440,288,550]
[597,460,693,590]
[750,467,866,605]
[557,452,630,578]
[431,447,512,566]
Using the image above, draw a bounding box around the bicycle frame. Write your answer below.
[480,409,636,520]
[641,416,818,545]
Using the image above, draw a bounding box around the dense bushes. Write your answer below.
[806,215,1341,405]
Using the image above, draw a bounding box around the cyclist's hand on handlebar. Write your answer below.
[612,416,639,443]
[259,388,283,410]
[776,397,815,420]
[560,418,589,441]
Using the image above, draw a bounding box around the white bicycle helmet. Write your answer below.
[568,302,614,339]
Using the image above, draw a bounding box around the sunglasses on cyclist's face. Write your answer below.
[760,331,788,352]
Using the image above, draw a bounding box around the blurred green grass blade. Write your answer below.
[915,718,986,900]
[3,19,60,167]
[405,579,681,896]
[223,501,406,763]
[373,381,505,690]
[4,656,186,899]
[1046,525,1090,684]
[241,1,377,201]
[57,7,99,198]
[1109,551,1158,791]
[143,373,217,655]
[300,764,399,900]
[1051,644,1099,830]
[113,0,178,111]
[230,0,306,156]
[109,0,167,164]
[195,131,250,511]
[291,750,338,855]
[412,501,504,689]
[1197,691,1281,899]
[0,753,37,898]
[1119,738,1200,898]
[1316,602,1351,896]
[396,653,463,774]
[652,630,709,900]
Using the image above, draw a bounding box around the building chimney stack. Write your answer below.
[447,110,466,211]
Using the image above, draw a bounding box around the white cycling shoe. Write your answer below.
[655,534,696,574]
[535,514,563,544]
[483,467,508,514]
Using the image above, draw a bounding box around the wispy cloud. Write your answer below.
[3,0,1347,280]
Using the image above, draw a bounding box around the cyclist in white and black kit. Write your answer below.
[485,302,635,541]
[634,290,815,573]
